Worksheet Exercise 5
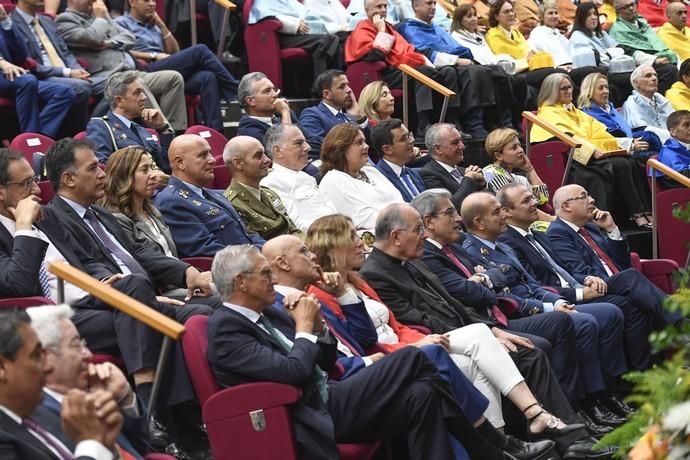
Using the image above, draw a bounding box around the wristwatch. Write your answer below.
[149,52,158,61]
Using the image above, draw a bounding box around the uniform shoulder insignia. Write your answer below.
[192,200,202,207]
[179,189,189,199]
[480,247,489,256]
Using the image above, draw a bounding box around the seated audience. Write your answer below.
[299,70,369,157]
[247,0,344,75]
[236,72,298,142]
[420,123,486,209]
[358,80,395,126]
[447,0,492,27]
[609,0,678,94]
[598,0,617,30]
[569,2,634,107]
[656,109,690,188]
[54,0,187,129]
[87,71,174,172]
[637,0,690,28]
[0,4,75,138]
[484,0,566,105]
[0,309,123,459]
[303,0,354,33]
[304,215,581,447]
[115,0,239,132]
[345,0,487,138]
[621,65,675,142]
[223,136,302,240]
[260,124,339,232]
[154,135,265,257]
[319,123,404,232]
[208,244,513,460]
[531,73,653,228]
[665,58,690,110]
[656,1,690,63]
[27,304,150,459]
[372,118,425,202]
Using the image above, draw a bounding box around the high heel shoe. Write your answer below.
[524,403,586,451]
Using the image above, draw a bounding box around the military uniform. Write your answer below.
[224,181,302,240]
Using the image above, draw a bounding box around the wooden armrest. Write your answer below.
[603,150,629,157]
[47,261,185,340]
[398,64,456,98]
[213,0,236,10]
[647,159,690,188]
[521,111,580,148]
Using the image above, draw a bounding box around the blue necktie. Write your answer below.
[525,233,583,288]
[84,209,147,276]
[401,167,420,198]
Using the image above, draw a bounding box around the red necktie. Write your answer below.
[577,228,619,275]
[441,245,509,326]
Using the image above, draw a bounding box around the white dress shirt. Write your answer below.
[319,166,405,232]
[527,25,572,67]
[260,162,338,232]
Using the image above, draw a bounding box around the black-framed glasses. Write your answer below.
[563,192,589,203]
[4,176,39,190]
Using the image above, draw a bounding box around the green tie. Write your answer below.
[258,315,329,402]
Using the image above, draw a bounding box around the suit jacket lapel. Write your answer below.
[0,410,60,460]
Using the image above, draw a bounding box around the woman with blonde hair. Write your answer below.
[358,81,395,126]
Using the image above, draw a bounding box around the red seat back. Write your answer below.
[185,125,228,160]
[527,141,570,204]
[182,316,221,406]
[655,187,690,267]
[10,133,55,167]
[0,296,54,309]
[73,131,87,141]
[212,164,231,190]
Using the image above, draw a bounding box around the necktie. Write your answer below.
[31,18,65,68]
[335,111,348,123]
[22,418,73,460]
[116,444,137,460]
[441,245,508,326]
[258,315,329,403]
[525,233,583,288]
[84,209,147,276]
[577,228,620,275]
[450,168,463,183]
[400,167,420,198]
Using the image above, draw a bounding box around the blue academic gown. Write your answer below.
[397,19,474,62]
[657,137,690,177]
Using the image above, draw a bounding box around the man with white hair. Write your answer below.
[27,304,149,459]
[621,65,674,142]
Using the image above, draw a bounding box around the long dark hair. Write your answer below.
[572,2,603,38]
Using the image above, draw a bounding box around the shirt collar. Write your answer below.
[322,101,343,116]
[383,159,404,176]
[679,139,690,150]
[434,159,457,173]
[270,162,302,176]
[43,387,64,403]
[112,112,133,129]
[274,285,302,297]
[222,302,262,323]
[473,234,496,249]
[248,115,274,124]
[15,7,36,25]
[426,237,443,249]
[178,178,205,198]
[61,196,89,218]
[0,404,21,424]
[559,217,581,232]
[124,12,152,27]
[0,214,16,235]
[508,224,530,237]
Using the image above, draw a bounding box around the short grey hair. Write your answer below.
[374,203,410,241]
[212,245,261,299]
[222,139,246,167]
[26,304,74,351]
[537,73,572,107]
[424,123,456,154]
[104,70,141,109]
[264,123,295,157]
[630,65,654,90]
[238,72,268,110]
[410,190,452,219]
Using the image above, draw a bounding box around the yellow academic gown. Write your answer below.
[485,26,530,59]
[665,81,690,110]
[530,104,621,164]
[656,22,690,62]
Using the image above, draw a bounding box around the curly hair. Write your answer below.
[320,123,364,176]
[99,146,158,219]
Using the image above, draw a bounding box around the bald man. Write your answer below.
[657,2,690,62]
[154,135,265,257]
[222,137,302,240]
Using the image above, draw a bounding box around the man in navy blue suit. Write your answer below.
[372,118,426,201]
[547,184,684,367]
[299,69,369,157]
[0,4,75,138]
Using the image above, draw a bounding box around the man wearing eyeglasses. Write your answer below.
[609,0,678,93]
[547,184,684,366]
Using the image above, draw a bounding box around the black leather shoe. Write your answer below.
[584,404,627,427]
[577,410,614,438]
[562,439,616,459]
[504,436,557,460]
[148,415,170,450]
[165,442,193,460]
[603,395,635,417]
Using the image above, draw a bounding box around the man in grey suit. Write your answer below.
[55,0,187,129]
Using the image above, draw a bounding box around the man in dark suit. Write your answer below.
[0,309,123,460]
[299,69,369,157]
[547,183,683,368]
[420,123,486,209]
[236,72,299,143]
[86,71,174,171]
[154,134,265,257]
[208,243,523,460]
[372,118,426,202]
[27,304,148,459]
[10,0,101,134]
[0,4,75,138]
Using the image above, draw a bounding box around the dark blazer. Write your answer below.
[237,112,299,142]
[154,176,265,258]
[462,233,564,317]
[546,218,631,283]
[9,9,84,79]
[112,210,178,258]
[48,195,190,290]
[0,409,95,460]
[498,226,579,303]
[375,160,426,202]
[32,391,146,459]
[207,304,339,460]
[86,110,173,171]
[420,160,484,208]
[299,102,357,157]
[0,18,29,64]
[359,247,495,334]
